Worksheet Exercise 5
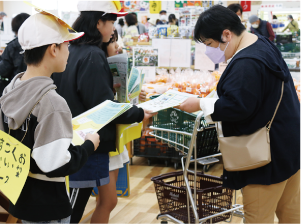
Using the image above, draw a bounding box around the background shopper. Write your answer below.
[130,12,146,34]
[0,13,29,95]
[249,15,275,42]
[227,3,243,19]
[282,15,299,33]
[168,14,178,26]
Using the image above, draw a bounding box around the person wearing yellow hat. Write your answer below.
[0,7,101,224]
[52,1,155,223]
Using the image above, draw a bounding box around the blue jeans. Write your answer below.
[22,216,70,224]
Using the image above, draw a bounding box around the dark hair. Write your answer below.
[288,15,293,20]
[11,13,30,34]
[159,10,166,15]
[24,44,60,66]
[168,14,176,23]
[130,12,137,18]
[101,29,118,57]
[118,18,124,26]
[273,15,278,20]
[125,13,137,27]
[194,5,246,43]
[227,3,243,14]
[71,11,117,47]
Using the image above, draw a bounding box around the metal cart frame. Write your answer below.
[150,112,244,224]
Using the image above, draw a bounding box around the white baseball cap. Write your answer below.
[77,1,127,17]
[18,3,84,51]
[18,14,84,51]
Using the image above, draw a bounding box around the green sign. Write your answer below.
[175,1,187,8]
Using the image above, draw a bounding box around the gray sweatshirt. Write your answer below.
[0,72,94,221]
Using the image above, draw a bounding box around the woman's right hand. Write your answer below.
[143,109,157,123]
[176,97,201,113]
[85,133,100,151]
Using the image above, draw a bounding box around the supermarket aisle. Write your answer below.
[81,157,243,223]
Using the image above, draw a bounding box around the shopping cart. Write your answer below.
[150,111,244,223]
[151,108,220,172]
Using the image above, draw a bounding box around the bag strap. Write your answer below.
[9,87,57,142]
[267,81,284,131]
[291,21,296,29]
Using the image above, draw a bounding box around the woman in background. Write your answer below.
[123,13,139,43]
[168,14,178,26]
[115,18,124,37]
[123,13,139,45]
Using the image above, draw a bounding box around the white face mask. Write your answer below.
[252,23,259,29]
[160,15,167,21]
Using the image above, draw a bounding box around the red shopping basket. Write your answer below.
[151,171,233,223]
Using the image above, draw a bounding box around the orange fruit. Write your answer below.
[193,89,200,95]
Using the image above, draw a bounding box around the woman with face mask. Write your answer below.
[178,5,300,224]
[249,15,275,42]
[282,15,300,33]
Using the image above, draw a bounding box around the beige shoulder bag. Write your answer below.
[218,81,284,172]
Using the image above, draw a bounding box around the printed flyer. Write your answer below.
[108,54,128,103]
[138,90,197,112]
[126,67,145,105]
[72,100,132,145]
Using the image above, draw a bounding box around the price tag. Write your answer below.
[173,88,179,91]
[186,87,192,92]
[200,88,206,93]
[0,130,30,204]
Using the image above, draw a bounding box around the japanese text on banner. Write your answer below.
[0,130,30,204]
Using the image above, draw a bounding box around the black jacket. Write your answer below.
[211,35,300,190]
[0,37,27,95]
[52,44,144,153]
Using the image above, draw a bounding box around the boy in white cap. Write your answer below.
[0,8,100,223]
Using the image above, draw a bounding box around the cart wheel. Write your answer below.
[161,221,168,224]
[147,159,151,166]
[203,165,210,172]
[164,160,169,167]
[174,162,178,170]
